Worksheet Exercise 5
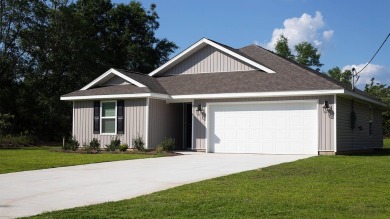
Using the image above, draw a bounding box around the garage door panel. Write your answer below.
[209,101,318,155]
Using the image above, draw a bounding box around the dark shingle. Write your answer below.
[113,68,167,94]
[157,70,341,95]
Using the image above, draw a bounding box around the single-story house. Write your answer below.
[61,38,386,155]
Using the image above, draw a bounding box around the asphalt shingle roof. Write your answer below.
[61,39,381,104]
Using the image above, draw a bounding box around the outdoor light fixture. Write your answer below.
[323,100,331,113]
[196,104,203,112]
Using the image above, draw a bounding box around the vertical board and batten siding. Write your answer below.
[148,99,183,148]
[192,95,335,152]
[336,96,383,151]
[73,99,146,147]
[100,76,129,86]
[163,45,255,75]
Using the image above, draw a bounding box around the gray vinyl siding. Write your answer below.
[336,96,383,151]
[73,99,146,147]
[148,98,183,148]
[193,95,335,152]
[163,45,255,75]
[100,76,129,86]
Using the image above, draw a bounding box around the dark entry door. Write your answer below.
[185,103,192,149]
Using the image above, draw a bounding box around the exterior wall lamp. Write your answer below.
[323,100,332,113]
[196,104,203,112]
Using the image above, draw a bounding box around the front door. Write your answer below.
[183,103,192,149]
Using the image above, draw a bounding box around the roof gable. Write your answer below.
[161,45,255,76]
[149,38,275,76]
[100,75,130,86]
[81,68,146,90]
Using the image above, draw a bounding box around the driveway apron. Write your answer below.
[0,153,313,218]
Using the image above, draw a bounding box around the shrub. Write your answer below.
[106,136,121,152]
[132,135,145,151]
[0,133,38,148]
[160,137,175,152]
[156,145,164,154]
[119,143,129,152]
[89,138,100,151]
[63,136,79,151]
[83,143,91,153]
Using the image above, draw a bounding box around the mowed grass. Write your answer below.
[0,147,161,174]
[384,138,390,148]
[29,151,390,218]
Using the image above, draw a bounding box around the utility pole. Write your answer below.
[351,68,355,90]
[351,68,359,90]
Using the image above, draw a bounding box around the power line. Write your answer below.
[357,32,390,75]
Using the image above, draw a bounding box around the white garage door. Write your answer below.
[208,101,318,155]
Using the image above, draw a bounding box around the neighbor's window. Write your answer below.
[101,101,116,134]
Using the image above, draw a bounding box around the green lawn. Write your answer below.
[384,138,390,148]
[0,147,161,174]
[29,150,390,218]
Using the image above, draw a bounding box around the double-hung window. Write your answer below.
[101,101,116,134]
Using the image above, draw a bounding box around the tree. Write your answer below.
[273,36,323,68]
[365,78,390,136]
[274,34,294,59]
[0,0,45,123]
[0,0,177,141]
[294,42,323,68]
[327,67,352,86]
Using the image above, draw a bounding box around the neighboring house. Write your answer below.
[61,38,386,155]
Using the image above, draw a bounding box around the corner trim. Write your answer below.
[72,101,75,136]
[145,98,149,149]
[333,94,337,153]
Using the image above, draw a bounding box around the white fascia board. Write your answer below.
[343,90,387,107]
[148,38,275,76]
[60,93,170,101]
[81,68,146,90]
[170,90,345,100]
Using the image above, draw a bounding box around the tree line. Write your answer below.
[274,34,390,136]
[0,0,177,142]
[1,1,389,144]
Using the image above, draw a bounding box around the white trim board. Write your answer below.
[61,89,385,108]
[145,98,149,149]
[81,68,146,90]
[333,94,337,153]
[170,90,345,99]
[343,90,387,107]
[148,38,275,76]
[61,93,171,101]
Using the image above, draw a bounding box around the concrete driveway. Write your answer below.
[0,152,313,218]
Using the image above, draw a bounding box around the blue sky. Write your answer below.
[114,0,390,88]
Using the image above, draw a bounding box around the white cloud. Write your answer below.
[342,63,390,87]
[322,30,334,41]
[264,11,334,52]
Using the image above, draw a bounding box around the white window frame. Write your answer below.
[100,100,117,135]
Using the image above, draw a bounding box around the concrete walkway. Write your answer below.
[0,152,313,218]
